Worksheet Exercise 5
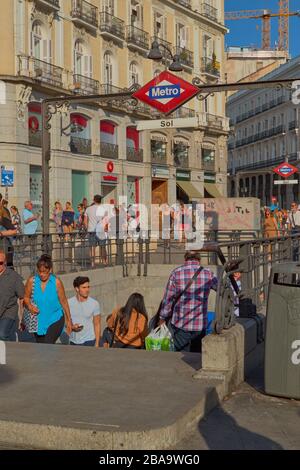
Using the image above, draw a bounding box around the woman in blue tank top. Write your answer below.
[24,254,73,343]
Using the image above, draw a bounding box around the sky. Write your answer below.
[225,0,300,58]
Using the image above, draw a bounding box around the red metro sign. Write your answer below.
[273,162,298,179]
[132,71,199,115]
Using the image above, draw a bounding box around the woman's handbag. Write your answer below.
[23,276,39,334]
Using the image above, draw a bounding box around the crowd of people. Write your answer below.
[0,250,218,353]
[263,201,300,238]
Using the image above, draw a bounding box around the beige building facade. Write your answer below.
[0,0,228,226]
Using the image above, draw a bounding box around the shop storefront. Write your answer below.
[151,166,169,205]
[176,169,202,203]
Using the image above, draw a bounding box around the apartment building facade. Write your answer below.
[227,56,300,208]
[0,0,228,224]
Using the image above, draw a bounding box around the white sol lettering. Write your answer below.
[291,340,300,365]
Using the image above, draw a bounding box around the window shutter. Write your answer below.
[30,31,34,56]
[48,39,52,64]
[42,39,48,62]
[163,16,167,40]
[89,56,93,78]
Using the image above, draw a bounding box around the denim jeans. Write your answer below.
[0,318,16,341]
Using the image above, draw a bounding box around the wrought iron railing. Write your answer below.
[73,74,99,95]
[99,83,123,94]
[36,0,60,9]
[172,107,195,118]
[201,2,218,21]
[126,25,149,50]
[174,0,191,7]
[174,154,189,168]
[175,46,193,68]
[99,11,125,39]
[151,36,173,59]
[202,159,215,171]
[127,147,143,162]
[33,57,63,88]
[70,136,92,155]
[201,57,220,77]
[100,142,118,159]
[71,0,98,28]
[289,120,299,130]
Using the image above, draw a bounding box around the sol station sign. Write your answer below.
[273,162,298,179]
[133,71,199,114]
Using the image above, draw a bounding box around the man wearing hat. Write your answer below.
[159,250,218,352]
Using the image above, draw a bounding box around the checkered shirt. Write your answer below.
[159,260,218,331]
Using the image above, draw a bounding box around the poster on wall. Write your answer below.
[30,166,42,231]
[127,177,137,206]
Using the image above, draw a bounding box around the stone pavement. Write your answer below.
[174,366,300,450]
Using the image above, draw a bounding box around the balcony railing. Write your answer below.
[201,2,218,21]
[70,136,92,155]
[71,0,98,29]
[126,25,149,51]
[99,83,123,94]
[35,0,60,11]
[33,57,63,88]
[172,107,195,118]
[29,130,42,148]
[127,147,143,162]
[201,57,220,77]
[99,12,125,41]
[289,120,299,130]
[235,154,299,172]
[73,74,99,95]
[174,0,191,8]
[175,46,193,68]
[100,142,118,160]
[207,113,223,128]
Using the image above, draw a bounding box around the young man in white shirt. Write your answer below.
[68,276,101,347]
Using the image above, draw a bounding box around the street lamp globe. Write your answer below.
[169,54,183,72]
[148,41,163,61]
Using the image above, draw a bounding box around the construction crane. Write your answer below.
[225,1,300,53]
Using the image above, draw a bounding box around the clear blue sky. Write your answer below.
[225,0,300,57]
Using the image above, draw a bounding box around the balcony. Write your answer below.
[126,26,149,53]
[174,0,191,8]
[29,130,42,148]
[289,120,299,131]
[201,57,220,78]
[201,2,218,22]
[171,107,195,118]
[71,0,98,31]
[33,58,63,88]
[175,46,193,69]
[73,74,99,95]
[99,83,123,94]
[100,142,118,160]
[99,12,125,42]
[70,136,92,155]
[127,147,143,163]
[207,113,223,129]
[35,0,60,12]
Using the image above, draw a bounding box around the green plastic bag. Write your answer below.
[145,324,174,352]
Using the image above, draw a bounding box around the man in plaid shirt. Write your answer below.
[159,251,218,352]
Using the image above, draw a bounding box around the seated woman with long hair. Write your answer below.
[103,293,148,349]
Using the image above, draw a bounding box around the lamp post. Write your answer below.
[148,40,183,72]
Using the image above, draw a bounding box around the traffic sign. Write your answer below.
[132,71,199,115]
[136,117,198,131]
[1,167,14,187]
[273,162,298,179]
[274,180,298,185]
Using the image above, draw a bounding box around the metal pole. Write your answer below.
[42,101,51,234]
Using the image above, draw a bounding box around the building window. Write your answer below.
[151,139,167,161]
[74,40,92,77]
[127,127,140,150]
[130,0,143,28]
[100,120,117,144]
[102,0,115,15]
[103,51,113,84]
[31,21,51,62]
[129,62,139,86]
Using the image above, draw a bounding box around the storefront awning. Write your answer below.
[176,181,203,199]
[204,183,223,198]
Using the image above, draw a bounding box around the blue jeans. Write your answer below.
[70,340,95,347]
[0,318,16,341]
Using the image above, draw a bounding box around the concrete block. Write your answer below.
[202,324,244,371]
